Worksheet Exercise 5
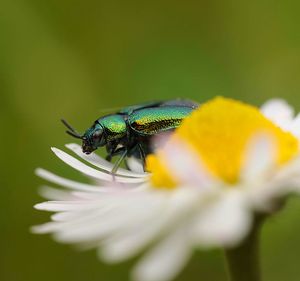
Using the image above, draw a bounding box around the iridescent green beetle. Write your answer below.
[62,99,198,173]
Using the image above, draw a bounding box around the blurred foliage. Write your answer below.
[1,0,300,280]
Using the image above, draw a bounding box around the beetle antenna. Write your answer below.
[61,119,82,139]
[66,130,82,139]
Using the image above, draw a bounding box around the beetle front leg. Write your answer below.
[105,154,112,162]
[105,142,123,162]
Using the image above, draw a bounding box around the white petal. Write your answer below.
[162,138,216,189]
[53,194,166,243]
[51,147,146,183]
[38,186,79,200]
[132,228,192,281]
[36,168,105,192]
[261,99,294,130]
[241,134,276,182]
[93,188,201,262]
[245,156,300,211]
[286,177,300,194]
[191,190,251,247]
[290,113,300,138]
[65,143,146,178]
[49,201,117,223]
[51,212,75,222]
[34,201,98,212]
[126,157,145,174]
[34,192,132,213]
[100,208,165,262]
[31,222,61,234]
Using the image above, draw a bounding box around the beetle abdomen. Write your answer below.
[128,106,194,135]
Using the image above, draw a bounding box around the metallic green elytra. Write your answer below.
[129,106,195,135]
[62,99,199,173]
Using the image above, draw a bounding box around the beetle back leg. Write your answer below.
[137,144,146,171]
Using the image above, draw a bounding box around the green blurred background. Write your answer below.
[2,0,300,280]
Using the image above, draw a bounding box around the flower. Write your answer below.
[33,97,300,281]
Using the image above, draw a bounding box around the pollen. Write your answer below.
[146,154,178,188]
[146,97,299,187]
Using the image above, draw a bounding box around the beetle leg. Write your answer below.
[106,144,124,162]
[111,149,128,176]
[124,144,146,172]
[105,154,112,162]
[137,144,146,171]
[124,159,130,170]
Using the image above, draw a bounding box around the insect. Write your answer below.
[62,99,199,173]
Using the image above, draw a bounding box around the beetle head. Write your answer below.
[61,119,106,155]
[82,124,106,154]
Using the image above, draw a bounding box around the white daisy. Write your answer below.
[33,97,300,281]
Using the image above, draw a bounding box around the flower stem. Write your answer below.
[225,216,264,281]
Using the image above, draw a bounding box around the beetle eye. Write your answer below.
[92,131,101,141]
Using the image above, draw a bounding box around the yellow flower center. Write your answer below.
[146,97,298,188]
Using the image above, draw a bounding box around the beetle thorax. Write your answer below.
[99,114,127,142]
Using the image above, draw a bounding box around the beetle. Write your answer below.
[62,99,198,173]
